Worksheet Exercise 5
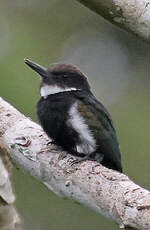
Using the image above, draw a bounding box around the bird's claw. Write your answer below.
[70,156,94,166]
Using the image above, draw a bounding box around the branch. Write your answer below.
[0,149,23,230]
[0,97,150,230]
[76,0,150,43]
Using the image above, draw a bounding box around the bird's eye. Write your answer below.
[62,74,68,78]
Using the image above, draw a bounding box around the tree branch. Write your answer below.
[76,0,150,43]
[0,149,23,230]
[0,97,150,229]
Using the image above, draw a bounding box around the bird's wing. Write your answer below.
[72,90,122,171]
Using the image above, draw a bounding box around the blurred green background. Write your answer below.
[1,0,150,229]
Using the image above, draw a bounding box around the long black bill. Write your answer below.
[24,59,48,78]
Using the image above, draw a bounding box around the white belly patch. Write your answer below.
[68,103,96,154]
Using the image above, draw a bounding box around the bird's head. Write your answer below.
[25,59,90,98]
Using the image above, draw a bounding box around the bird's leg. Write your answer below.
[47,139,58,146]
[70,155,93,165]
[58,149,86,161]
[70,151,104,165]
[94,152,104,163]
[69,150,86,158]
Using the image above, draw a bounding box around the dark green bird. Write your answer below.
[25,59,122,172]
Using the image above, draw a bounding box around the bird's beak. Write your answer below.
[24,59,48,78]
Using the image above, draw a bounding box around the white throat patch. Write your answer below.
[40,84,78,98]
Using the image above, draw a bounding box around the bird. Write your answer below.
[25,59,122,172]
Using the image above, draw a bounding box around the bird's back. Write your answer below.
[72,90,122,172]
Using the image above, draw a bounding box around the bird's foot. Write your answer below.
[70,155,94,166]
[94,152,104,163]
[70,152,104,166]
[47,140,58,146]
[47,140,64,153]
[58,152,68,160]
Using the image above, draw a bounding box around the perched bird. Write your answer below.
[25,59,122,172]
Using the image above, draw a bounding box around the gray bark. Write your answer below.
[0,151,23,230]
[0,97,150,229]
[76,0,150,43]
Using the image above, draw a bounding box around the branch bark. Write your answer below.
[0,149,23,230]
[76,0,150,43]
[0,97,150,229]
